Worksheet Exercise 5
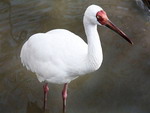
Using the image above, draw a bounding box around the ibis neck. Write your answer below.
[84,20,103,70]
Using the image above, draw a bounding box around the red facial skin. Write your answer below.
[96,10,109,25]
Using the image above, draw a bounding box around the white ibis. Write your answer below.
[20,5,133,113]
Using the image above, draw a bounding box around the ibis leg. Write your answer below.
[43,83,49,110]
[62,83,68,113]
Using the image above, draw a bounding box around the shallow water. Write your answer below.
[0,0,150,113]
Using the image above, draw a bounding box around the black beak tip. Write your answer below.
[128,40,134,45]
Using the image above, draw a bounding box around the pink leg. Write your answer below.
[43,83,49,110]
[62,83,68,113]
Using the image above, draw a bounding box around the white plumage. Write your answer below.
[20,5,132,111]
[20,5,103,84]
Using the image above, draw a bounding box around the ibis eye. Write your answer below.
[96,15,103,21]
[96,15,100,19]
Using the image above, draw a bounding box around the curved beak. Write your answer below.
[105,20,133,45]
